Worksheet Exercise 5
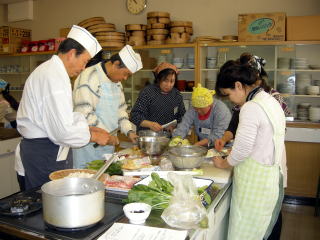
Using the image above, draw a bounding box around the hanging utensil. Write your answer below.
[93,127,120,148]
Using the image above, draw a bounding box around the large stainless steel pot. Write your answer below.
[167,145,208,169]
[41,177,105,228]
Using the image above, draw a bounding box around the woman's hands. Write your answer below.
[141,120,163,132]
[212,156,231,169]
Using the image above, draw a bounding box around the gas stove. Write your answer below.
[0,188,125,240]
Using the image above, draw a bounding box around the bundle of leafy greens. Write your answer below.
[124,172,214,211]
[86,160,123,176]
[123,173,173,210]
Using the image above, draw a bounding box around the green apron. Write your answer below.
[227,92,286,240]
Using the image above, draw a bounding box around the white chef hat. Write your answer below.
[119,45,143,73]
[67,25,102,57]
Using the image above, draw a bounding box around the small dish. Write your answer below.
[123,202,151,224]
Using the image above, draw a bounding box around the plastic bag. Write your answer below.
[161,173,208,229]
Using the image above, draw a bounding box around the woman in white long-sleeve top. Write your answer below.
[213,60,286,240]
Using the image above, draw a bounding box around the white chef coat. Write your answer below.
[17,55,90,151]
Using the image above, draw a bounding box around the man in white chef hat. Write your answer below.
[17,25,113,190]
[72,45,143,169]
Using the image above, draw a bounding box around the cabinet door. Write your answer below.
[276,44,320,122]
[199,45,276,91]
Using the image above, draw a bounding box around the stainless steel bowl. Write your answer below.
[167,145,208,169]
[137,136,169,155]
[138,130,170,138]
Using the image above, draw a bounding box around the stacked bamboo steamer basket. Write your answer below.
[146,12,170,45]
[125,24,147,46]
[166,21,193,44]
[78,17,125,48]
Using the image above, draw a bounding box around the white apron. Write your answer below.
[227,93,286,240]
[73,65,121,169]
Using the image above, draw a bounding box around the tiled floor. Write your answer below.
[281,204,320,240]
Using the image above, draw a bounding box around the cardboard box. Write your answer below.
[286,16,320,41]
[238,12,286,42]
[0,26,31,54]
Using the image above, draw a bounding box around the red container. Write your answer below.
[29,41,39,52]
[20,40,29,53]
[38,40,48,52]
[177,80,186,91]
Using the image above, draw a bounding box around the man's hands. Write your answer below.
[89,126,119,146]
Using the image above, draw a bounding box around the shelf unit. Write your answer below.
[198,41,320,122]
[0,42,319,123]
[0,51,54,99]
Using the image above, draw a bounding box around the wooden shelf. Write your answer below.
[198,40,320,47]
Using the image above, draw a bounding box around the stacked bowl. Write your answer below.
[296,73,311,95]
[290,58,308,69]
[307,85,320,95]
[309,107,320,122]
[277,57,290,69]
[297,103,311,121]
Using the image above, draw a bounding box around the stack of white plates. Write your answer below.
[297,103,311,121]
[277,57,290,69]
[313,79,320,86]
[296,73,311,94]
[309,107,320,122]
[307,85,320,95]
[290,58,308,69]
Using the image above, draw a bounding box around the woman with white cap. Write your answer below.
[72,45,143,169]
[17,25,112,190]
[172,84,231,147]
[130,62,185,133]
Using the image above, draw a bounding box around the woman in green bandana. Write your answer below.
[213,59,286,240]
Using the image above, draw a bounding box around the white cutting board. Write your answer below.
[200,162,233,184]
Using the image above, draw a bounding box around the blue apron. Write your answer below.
[73,65,121,169]
[20,137,72,190]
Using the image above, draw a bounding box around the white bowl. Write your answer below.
[123,203,151,224]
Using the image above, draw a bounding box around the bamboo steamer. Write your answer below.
[158,17,170,24]
[147,12,170,18]
[149,23,167,29]
[152,34,167,41]
[95,31,125,36]
[96,35,125,41]
[81,20,107,29]
[171,26,193,35]
[99,41,124,48]
[125,24,147,31]
[170,21,193,27]
[147,40,166,45]
[131,31,146,37]
[78,17,105,26]
[147,29,169,35]
[127,36,146,46]
[166,32,191,44]
[90,27,115,34]
[87,23,115,31]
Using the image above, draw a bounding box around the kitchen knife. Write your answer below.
[161,119,177,129]
[93,127,120,148]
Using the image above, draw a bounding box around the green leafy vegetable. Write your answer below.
[86,160,123,175]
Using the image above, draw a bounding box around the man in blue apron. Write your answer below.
[73,45,143,168]
[17,25,112,190]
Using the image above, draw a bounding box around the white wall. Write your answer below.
[0,0,319,40]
